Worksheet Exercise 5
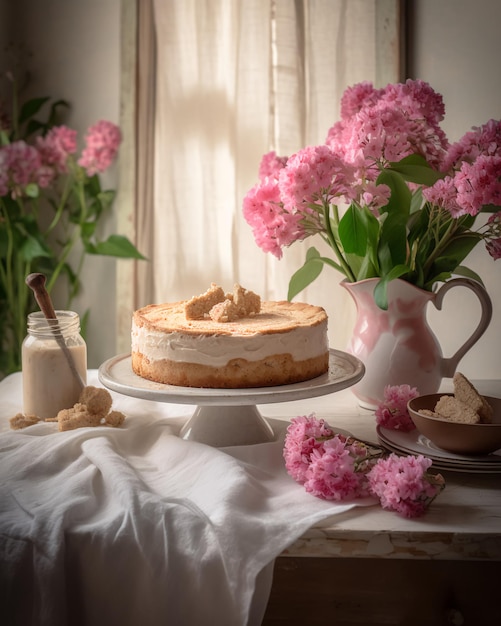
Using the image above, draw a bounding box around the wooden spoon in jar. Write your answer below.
[26,273,86,391]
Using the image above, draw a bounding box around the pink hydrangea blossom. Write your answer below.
[242,178,306,258]
[326,79,449,170]
[77,120,121,176]
[37,125,77,174]
[455,155,501,216]
[283,414,334,483]
[367,453,445,518]
[278,145,354,212]
[375,384,419,432]
[442,118,501,172]
[258,151,288,181]
[339,81,381,119]
[0,140,50,197]
[303,436,365,501]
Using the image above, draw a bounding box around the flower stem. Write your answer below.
[322,202,356,281]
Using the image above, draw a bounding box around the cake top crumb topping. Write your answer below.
[184,283,261,323]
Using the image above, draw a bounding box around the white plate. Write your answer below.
[377,425,501,473]
[98,349,365,406]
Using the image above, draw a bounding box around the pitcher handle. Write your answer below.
[433,278,493,377]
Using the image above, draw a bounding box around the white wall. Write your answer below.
[408,0,501,380]
[1,0,500,377]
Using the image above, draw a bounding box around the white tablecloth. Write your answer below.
[0,371,374,626]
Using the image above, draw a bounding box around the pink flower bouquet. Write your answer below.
[243,80,501,309]
[284,414,445,518]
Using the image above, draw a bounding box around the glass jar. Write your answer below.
[22,311,87,420]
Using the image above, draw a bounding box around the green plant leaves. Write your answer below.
[89,234,147,259]
[388,154,444,186]
[287,246,341,300]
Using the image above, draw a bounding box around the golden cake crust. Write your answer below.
[133,300,327,335]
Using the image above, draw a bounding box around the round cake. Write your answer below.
[131,300,329,388]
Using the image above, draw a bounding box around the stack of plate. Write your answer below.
[377,426,501,474]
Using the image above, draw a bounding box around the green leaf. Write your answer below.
[388,154,444,186]
[378,212,407,272]
[46,99,70,127]
[20,235,52,261]
[18,97,50,125]
[90,234,146,259]
[376,169,412,217]
[373,265,411,309]
[287,248,324,300]
[338,204,368,255]
[451,265,484,285]
[81,221,96,239]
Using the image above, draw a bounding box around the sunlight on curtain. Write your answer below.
[126,0,400,352]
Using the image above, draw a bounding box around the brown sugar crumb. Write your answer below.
[184,283,226,320]
[184,282,261,322]
[57,403,103,431]
[79,385,113,416]
[9,413,42,430]
[231,284,261,317]
[105,410,126,427]
[10,385,126,432]
[208,284,261,323]
[209,299,241,323]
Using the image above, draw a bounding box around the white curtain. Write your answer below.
[124,0,400,352]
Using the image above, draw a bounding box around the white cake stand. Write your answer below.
[98,349,365,447]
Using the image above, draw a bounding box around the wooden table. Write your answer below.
[258,381,501,626]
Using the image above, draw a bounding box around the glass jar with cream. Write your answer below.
[22,311,87,420]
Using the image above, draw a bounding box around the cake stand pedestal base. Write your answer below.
[179,405,275,447]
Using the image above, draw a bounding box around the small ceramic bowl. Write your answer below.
[408,394,501,455]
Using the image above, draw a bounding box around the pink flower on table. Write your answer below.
[78,120,122,176]
[303,436,364,501]
[283,414,334,484]
[283,413,444,516]
[367,453,445,518]
[37,125,77,174]
[375,384,419,432]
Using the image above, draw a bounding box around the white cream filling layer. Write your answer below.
[131,322,328,367]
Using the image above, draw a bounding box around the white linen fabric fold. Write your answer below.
[0,371,372,626]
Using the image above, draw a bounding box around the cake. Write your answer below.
[131,284,329,388]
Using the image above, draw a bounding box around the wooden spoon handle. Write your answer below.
[26,273,85,390]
